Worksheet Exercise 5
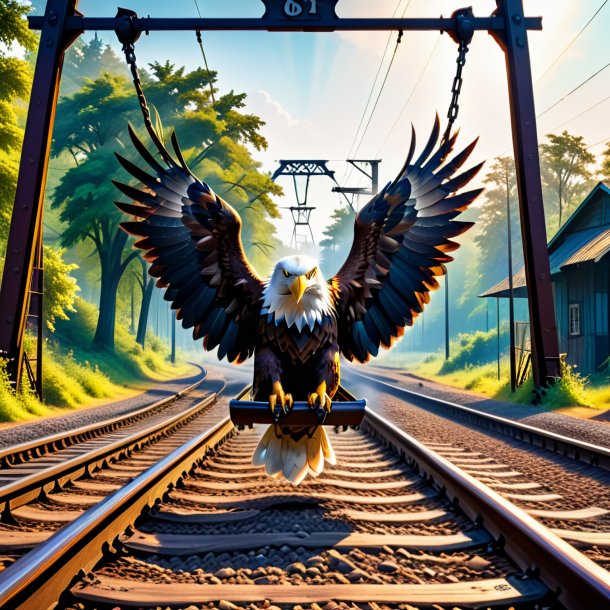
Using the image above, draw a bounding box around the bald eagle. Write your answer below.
[115,116,482,484]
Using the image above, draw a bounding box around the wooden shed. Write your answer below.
[481,182,610,375]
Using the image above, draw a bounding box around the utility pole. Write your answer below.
[497,297,501,380]
[271,160,337,248]
[171,312,176,364]
[506,160,517,391]
[333,159,381,212]
[445,271,450,360]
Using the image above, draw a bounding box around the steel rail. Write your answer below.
[0,381,224,519]
[27,15,543,33]
[363,410,610,610]
[0,410,233,610]
[351,370,610,470]
[0,368,206,469]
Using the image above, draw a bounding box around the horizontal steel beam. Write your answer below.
[28,15,542,33]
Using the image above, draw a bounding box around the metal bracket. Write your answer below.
[447,7,475,45]
[114,7,141,46]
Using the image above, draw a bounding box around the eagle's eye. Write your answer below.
[282,269,290,278]
[306,267,317,280]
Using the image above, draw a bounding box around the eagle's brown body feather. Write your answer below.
[253,312,339,402]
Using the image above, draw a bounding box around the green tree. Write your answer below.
[43,246,79,332]
[0,0,37,255]
[319,204,355,277]
[134,255,154,348]
[53,65,281,351]
[600,142,610,184]
[473,156,522,287]
[540,131,595,230]
[61,34,125,95]
[53,146,138,349]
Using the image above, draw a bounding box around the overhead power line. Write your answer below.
[538,59,610,119]
[340,0,411,187]
[548,93,610,134]
[193,0,216,104]
[375,35,441,157]
[350,30,404,160]
[341,1,402,163]
[587,136,610,150]
[535,0,608,86]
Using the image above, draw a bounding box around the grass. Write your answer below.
[52,298,190,384]
[397,352,608,410]
[0,297,193,422]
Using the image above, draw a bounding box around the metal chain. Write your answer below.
[120,41,154,136]
[196,30,217,105]
[442,38,469,145]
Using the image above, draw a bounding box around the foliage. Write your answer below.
[540,131,596,230]
[439,327,508,374]
[52,74,137,161]
[0,0,36,255]
[61,34,126,95]
[401,350,601,409]
[52,297,178,382]
[43,246,79,332]
[41,344,118,407]
[473,156,523,287]
[319,204,355,277]
[0,1,37,52]
[51,59,282,349]
[0,352,48,421]
[600,142,610,184]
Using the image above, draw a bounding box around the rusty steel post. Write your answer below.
[0,0,82,393]
[490,0,561,388]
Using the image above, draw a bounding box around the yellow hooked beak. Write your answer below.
[290,275,307,303]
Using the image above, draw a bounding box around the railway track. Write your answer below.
[0,368,207,474]
[0,387,607,610]
[0,372,226,572]
[349,369,610,471]
[342,369,610,573]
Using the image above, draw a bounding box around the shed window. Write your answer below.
[569,303,581,336]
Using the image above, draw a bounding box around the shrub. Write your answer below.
[440,326,507,374]
[43,246,79,332]
[0,357,50,421]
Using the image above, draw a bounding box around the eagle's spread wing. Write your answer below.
[332,116,483,362]
[115,125,263,363]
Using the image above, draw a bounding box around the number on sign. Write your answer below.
[283,0,319,17]
[284,0,302,17]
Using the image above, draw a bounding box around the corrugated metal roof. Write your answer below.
[561,227,610,268]
[547,182,610,250]
[479,226,610,298]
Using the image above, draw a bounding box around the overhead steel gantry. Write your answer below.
[271,160,338,249]
[0,0,561,396]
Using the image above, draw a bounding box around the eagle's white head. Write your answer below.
[261,255,334,332]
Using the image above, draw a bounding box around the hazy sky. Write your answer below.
[60,0,610,249]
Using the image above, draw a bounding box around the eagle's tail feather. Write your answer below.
[252,425,336,485]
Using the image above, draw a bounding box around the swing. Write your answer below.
[114,8,474,429]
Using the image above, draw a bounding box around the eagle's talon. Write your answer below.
[269,381,291,417]
[308,381,332,413]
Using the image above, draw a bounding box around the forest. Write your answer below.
[1,1,610,418]
[0,1,284,418]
